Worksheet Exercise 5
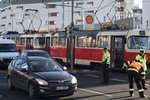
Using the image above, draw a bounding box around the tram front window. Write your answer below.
[128,36,150,50]
[35,37,45,47]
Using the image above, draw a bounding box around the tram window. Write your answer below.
[128,36,150,50]
[58,37,66,47]
[51,37,58,47]
[11,38,16,41]
[20,38,25,45]
[76,36,86,47]
[16,37,20,45]
[86,36,96,47]
[35,38,45,46]
[27,38,33,45]
[97,36,109,48]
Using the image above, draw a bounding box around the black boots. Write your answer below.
[139,92,147,98]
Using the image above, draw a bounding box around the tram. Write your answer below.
[1,30,150,70]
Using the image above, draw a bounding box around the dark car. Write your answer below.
[7,56,77,98]
[20,50,50,58]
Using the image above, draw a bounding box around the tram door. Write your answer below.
[110,36,125,70]
[45,37,50,54]
[26,38,33,49]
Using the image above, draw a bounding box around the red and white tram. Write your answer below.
[1,30,150,70]
[45,30,150,70]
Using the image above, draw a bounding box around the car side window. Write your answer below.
[19,60,28,70]
[20,51,27,57]
[14,59,23,69]
[20,51,24,57]
[9,59,16,67]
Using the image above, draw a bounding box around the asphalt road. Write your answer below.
[0,69,150,100]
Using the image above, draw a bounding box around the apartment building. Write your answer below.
[0,0,134,33]
[142,0,150,29]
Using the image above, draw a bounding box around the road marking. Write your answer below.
[86,74,100,77]
[79,88,112,97]
[0,94,2,98]
[146,83,150,86]
[110,78,127,83]
[86,74,127,83]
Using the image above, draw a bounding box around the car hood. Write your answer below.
[33,71,71,81]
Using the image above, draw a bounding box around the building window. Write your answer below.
[2,16,6,19]
[46,4,56,8]
[146,20,149,28]
[118,7,124,12]
[76,2,84,7]
[10,14,15,17]
[86,2,94,6]
[48,21,56,25]
[104,16,106,22]
[48,12,59,17]
[1,24,5,27]
[118,0,124,2]
[74,11,81,15]
[76,19,82,25]
[84,10,94,14]
[1,9,5,12]
[16,6,24,10]
[8,23,11,25]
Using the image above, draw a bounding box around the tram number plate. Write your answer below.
[56,86,69,90]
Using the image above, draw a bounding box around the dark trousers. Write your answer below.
[102,62,109,83]
[140,73,146,88]
[128,70,144,96]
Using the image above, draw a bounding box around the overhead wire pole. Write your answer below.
[62,0,65,28]
[70,0,74,71]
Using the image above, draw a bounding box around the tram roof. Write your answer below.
[46,32,66,37]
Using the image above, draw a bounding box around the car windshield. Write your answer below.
[0,44,18,52]
[29,59,63,72]
[27,52,50,58]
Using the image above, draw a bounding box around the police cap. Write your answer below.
[139,49,145,53]
[104,47,107,50]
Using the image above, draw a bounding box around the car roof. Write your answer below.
[24,50,45,52]
[26,56,51,60]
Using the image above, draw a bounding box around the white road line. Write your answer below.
[146,83,150,86]
[110,78,127,82]
[86,74,100,77]
[85,74,127,83]
[79,88,112,97]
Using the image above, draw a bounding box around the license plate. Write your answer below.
[56,86,69,90]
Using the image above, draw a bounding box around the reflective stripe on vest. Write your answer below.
[128,68,138,73]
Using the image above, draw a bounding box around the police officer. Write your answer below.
[101,48,110,84]
[135,49,147,90]
[128,60,147,98]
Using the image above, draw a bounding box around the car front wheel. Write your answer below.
[7,77,14,90]
[28,83,38,98]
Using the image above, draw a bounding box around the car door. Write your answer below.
[17,59,30,90]
[12,58,23,87]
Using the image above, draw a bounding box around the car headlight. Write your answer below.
[71,75,77,84]
[36,79,48,85]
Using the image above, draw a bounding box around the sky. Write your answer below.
[134,0,142,8]
[0,0,143,8]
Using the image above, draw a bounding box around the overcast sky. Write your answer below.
[0,0,143,8]
[134,0,142,8]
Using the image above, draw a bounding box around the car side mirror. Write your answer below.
[21,68,27,72]
[63,66,67,71]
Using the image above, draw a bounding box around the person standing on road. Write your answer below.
[135,49,148,90]
[128,60,147,98]
[101,48,110,84]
